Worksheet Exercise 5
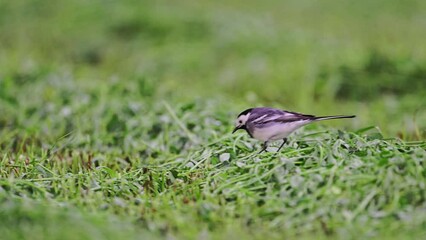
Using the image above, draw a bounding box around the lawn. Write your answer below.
[1,0,426,239]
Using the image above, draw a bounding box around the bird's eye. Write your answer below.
[239,120,242,124]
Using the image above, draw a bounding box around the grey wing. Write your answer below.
[249,108,316,127]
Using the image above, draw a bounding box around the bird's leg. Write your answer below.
[276,138,288,152]
[258,141,268,154]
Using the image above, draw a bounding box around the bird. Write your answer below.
[232,107,355,153]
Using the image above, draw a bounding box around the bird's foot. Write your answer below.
[258,142,268,154]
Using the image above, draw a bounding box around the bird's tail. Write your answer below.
[314,115,356,121]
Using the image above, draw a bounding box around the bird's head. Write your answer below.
[232,108,253,133]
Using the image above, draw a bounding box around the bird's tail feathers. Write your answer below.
[314,115,356,121]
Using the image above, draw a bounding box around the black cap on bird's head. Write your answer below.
[237,108,253,117]
[232,108,253,133]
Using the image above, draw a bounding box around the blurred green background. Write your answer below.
[1,1,426,239]
[1,0,425,139]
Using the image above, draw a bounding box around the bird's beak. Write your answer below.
[232,125,243,134]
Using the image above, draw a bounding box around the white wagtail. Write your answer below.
[232,107,355,153]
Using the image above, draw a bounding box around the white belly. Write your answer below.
[251,121,309,142]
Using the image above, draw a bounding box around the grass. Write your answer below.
[1,0,426,239]
[1,98,425,239]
